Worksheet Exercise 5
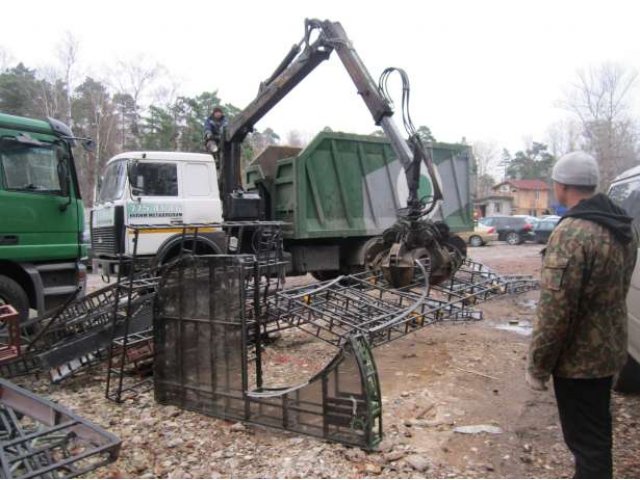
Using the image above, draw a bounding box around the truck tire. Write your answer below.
[311,270,340,282]
[614,354,640,393]
[0,275,29,322]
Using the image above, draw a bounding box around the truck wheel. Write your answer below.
[0,275,29,322]
[311,270,340,282]
[469,235,484,247]
[614,354,640,393]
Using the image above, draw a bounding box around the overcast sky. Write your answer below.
[1,0,639,153]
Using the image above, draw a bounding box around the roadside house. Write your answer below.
[490,179,550,216]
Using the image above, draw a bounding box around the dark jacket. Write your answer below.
[204,115,228,143]
[527,194,638,379]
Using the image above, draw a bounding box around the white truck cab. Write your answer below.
[91,151,225,272]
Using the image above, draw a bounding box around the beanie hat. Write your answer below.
[551,151,600,186]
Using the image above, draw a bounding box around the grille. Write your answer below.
[92,226,120,255]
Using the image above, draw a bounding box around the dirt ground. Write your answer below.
[15,243,640,478]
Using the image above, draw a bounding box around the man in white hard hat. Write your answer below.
[526,151,637,478]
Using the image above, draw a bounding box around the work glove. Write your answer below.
[206,140,219,154]
[525,370,548,391]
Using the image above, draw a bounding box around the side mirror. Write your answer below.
[56,146,72,211]
[127,160,144,196]
[57,162,70,197]
[56,146,70,197]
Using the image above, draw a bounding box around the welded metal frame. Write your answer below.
[154,253,383,449]
[152,236,536,449]
[0,378,120,479]
[0,220,537,451]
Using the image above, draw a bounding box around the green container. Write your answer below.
[246,131,473,240]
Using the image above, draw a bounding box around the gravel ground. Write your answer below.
[10,242,639,478]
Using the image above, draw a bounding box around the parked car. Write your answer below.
[513,214,539,226]
[608,165,640,392]
[534,217,560,243]
[478,216,536,245]
[457,225,499,247]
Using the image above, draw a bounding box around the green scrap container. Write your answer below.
[246,131,473,239]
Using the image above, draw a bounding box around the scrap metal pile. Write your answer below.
[268,258,537,348]
[0,222,538,454]
[0,378,121,479]
[150,227,537,450]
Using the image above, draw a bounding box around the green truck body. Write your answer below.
[0,113,86,320]
[246,131,473,275]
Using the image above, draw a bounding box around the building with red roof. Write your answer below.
[475,179,551,217]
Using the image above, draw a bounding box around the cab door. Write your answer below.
[181,161,222,224]
[0,138,80,262]
[126,161,182,255]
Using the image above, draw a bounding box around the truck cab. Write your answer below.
[0,113,86,321]
[91,151,225,273]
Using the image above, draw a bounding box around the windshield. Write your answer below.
[98,160,127,203]
[0,139,62,193]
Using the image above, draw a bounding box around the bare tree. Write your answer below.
[472,140,499,178]
[285,129,308,148]
[545,119,583,158]
[114,56,164,107]
[110,55,165,148]
[0,47,13,71]
[38,66,67,119]
[56,31,80,127]
[561,63,640,188]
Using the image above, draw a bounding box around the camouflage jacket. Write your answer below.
[527,217,637,379]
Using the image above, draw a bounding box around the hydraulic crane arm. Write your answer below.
[221,18,443,221]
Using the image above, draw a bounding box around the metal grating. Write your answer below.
[0,378,120,479]
[153,255,383,449]
[267,258,537,349]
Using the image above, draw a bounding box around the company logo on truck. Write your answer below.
[127,203,183,219]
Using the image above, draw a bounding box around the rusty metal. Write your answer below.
[0,378,120,479]
[0,305,21,364]
[152,236,537,450]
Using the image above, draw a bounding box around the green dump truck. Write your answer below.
[0,113,87,321]
[246,131,473,278]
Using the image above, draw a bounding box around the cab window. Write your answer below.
[0,140,62,194]
[130,162,178,197]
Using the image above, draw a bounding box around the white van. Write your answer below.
[608,165,640,392]
[91,151,225,272]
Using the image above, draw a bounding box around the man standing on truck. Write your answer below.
[204,106,228,195]
[204,106,227,155]
[526,151,638,479]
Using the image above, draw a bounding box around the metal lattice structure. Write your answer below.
[0,378,120,479]
[153,250,537,450]
[0,219,538,450]
[267,258,537,349]
[154,255,382,448]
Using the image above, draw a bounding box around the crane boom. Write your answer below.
[218,18,464,288]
